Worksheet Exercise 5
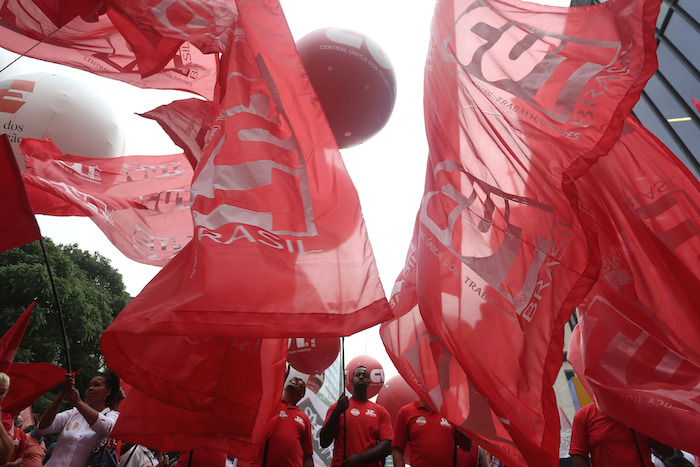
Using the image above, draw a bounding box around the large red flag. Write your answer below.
[569,117,700,453]
[101,0,389,456]
[0,135,40,252]
[0,0,221,98]
[21,138,194,266]
[381,0,661,464]
[0,303,34,371]
[109,338,286,460]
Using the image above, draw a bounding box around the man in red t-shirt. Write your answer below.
[320,366,393,467]
[569,403,673,467]
[392,398,473,467]
[251,376,313,467]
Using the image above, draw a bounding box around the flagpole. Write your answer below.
[39,238,72,372]
[340,336,346,462]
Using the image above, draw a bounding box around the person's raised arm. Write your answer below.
[303,453,313,467]
[320,395,349,448]
[65,384,101,427]
[341,439,391,467]
[571,454,589,467]
[37,373,72,431]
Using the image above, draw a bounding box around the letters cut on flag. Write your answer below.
[0,134,40,252]
[102,0,390,457]
[21,138,194,266]
[381,0,662,465]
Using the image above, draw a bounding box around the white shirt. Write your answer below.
[37,407,119,467]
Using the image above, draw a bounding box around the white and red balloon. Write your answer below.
[287,337,340,376]
[345,354,385,399]
[0,72,125,170]
[296,27,397,149]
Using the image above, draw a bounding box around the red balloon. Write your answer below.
[287,337,340,375]
[375,375,417,429]
[296,27,397,149]
[345,355,384,398]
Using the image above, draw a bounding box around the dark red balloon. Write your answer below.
[287,337,340,375]
[296,27,397,149]
[376,375,417,429]
[345,355,384,398]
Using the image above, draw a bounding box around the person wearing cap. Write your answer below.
[320,366,393,467]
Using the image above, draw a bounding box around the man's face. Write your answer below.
[352,366,369,389]
[285,377,306,401]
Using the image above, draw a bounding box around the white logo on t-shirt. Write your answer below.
[416,416,427,426]
[295,416,305,427]
[279,411,288,419]
[366,409,377,418]
[350,408,361,417]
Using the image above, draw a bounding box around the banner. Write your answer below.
[381,0,661,464]
[0,0,221,98]
[21,138,194,266]
[0,135,40,252]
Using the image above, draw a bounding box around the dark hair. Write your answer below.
[98,369,123,410]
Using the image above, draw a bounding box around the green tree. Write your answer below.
[0,238,131,416]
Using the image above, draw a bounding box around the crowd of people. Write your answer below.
[0,366,695,467]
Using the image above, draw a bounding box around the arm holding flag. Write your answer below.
[37,374,72,433]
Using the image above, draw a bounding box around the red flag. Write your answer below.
[381,0,660,464]
[0,0,219,98]
[110,338,286,460]
[102,0,389,454]
[4,362,66,417]
[21,138,194,266]
[138,98,214,168]
[0,135,40,252]
[0,303,34,372]
[569,117,700,453]
[0,303,66,417]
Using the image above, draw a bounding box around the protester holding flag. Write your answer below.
[37,371,121,466]
[569,402,674,467]
[320,366,393,467]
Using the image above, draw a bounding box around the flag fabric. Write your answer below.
[0,135,40,252]
[0,0,224,99]
[138,98,214,168]
[110,338,287,461]
[21,138,194,266]
[101,0,390,457]
[569,116,700,453]
[0,303,34,371]
[381,0,661,465]
[0,303,66,417]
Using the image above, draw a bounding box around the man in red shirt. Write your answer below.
[254,376,313,467]
[320,366,393,467]
[569,403,673,467]
[392,398,473,467]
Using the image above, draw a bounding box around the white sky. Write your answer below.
[2,0,570,384]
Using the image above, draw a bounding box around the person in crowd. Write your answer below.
[36,370,121,466]
[392,397,475,467]
[0,373,25,464]
[569,402,674,466]
[320,365,393,467]
[119,443,161,467]
[20,429,46,467]
[246,375,313,467]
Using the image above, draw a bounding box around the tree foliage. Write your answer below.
[0,238,131,415]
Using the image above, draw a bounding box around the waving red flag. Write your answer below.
[0,135,40,253]
[381,0,661,464]
[569,117,700,453]
[101,0,389,455]
[0,0,221,98]
[21,138,194,266]
[0,303,66,417]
